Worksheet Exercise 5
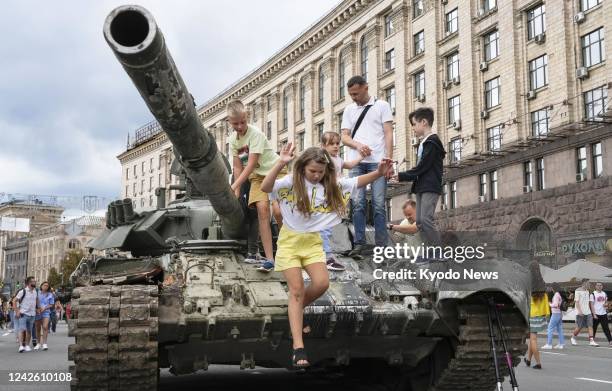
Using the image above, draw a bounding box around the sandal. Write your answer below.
[292,347,310,369]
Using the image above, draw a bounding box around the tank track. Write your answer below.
[431,303,528,391]
[68,285,159,391]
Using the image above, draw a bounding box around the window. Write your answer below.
[125,168,129,180]
[125,185,129,198]
[316,122,325,143]
[360,36,368,81]
[384,49,395,72]
[266,121,272,139]
[484,30,499,61]
[447,52,459,80]
[524,161,533,191]
[581,28,605,68]
[581,0,601,12]
[445,8,458,34]
[149,176,153,191]
[576,146,588,181]
[531,108,550,137]
[267,95,272,112]
[487,125,502,151]
[141,161,145,175]
[529,54,548,90]
[450,181,457,209]
[297,132,305,151]
[483,0,497,12]
[414,71,425,98]
[489,170,498,200]
[584,85,608,120]
[299,78,306,120]
[133,182,136,195]
[592,142,603,178]
[140,179,145,193]
[149,157,154,172]
[158,173,162,187]
[485,77,500,109]
[385,86,396,114]
[479,173,487,198]
[158,155,163,169]
[536,157,545,191]
[384,13,394,37]
[338,51,345,99]
[413,0,424,18]
[527,4,545,40]
[414,30,424,55]
[336,112,343,131]
[448,95,461,124]
[68,239,80,250]
[318,65,325,110]
[449,138,462,163]
[133,164,137,178]
[149,195,154,207]
[282,88,289,129]
[141,198,145,207]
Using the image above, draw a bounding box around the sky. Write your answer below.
[0,0,339,199]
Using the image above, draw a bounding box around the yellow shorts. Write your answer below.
[248,168,287,207]
[274,226,325,272]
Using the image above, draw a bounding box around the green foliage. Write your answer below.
[57,249,84,288]
[47,267,62,289]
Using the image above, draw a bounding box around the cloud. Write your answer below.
[0,0,338,198]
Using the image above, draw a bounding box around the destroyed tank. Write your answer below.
[67,5,530,391]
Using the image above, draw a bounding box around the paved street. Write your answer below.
[0,323,611,391]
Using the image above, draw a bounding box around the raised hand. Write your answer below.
[377,158,393,177]
[280,142,296,164]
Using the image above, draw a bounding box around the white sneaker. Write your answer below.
[33,344,40,351]
[24,345,32,352]
[553,344,564,349]
[18,345,25,353]
[42,343,48,350]
[541,344,553,349]
[571,337,578,345]
[589,339,599,347]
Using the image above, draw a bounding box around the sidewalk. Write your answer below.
[537,321,612,344]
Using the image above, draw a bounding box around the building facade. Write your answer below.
[0,201,63,281]
[120,0,611,267]
[27,216,106,283]
[3,237,29,294]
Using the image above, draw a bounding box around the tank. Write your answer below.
[67,5,530,391]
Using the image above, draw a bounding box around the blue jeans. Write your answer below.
[350,162,388,246]
[18,314,35,333]
[547,312,564,346]
[320,228,332,256]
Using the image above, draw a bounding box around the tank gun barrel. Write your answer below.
[103,5,244,238]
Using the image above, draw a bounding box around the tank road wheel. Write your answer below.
[68,285,159,391]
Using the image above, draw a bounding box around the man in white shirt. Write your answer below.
[12,276,39,352]
[591,282,611,345]
[340,76,394,257]
[571,281,599,346]
[389,199,418,241]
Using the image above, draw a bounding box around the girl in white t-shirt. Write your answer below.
[261,143,391,369]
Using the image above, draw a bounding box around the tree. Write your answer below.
[47,267,62,289]
[59,249,84,289]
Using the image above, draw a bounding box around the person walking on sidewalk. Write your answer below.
[571,281,599,346]
[542,283,565,349]
[13,276,39,353]
[525,261,549,369]
[591,282,611,346]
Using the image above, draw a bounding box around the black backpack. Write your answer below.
[17,288,39,306]
[558,292,569,312]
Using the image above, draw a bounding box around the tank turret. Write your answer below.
[103,5,244,238]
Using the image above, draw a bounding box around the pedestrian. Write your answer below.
[227,99,284,272]
[12,276,39,353]
[55,301,64,326]
[393,107,446,254]
[340,75,394,257]
[319,131,364,271]
[524,261,549,369]
[49,288,58,333]
[388,199,419,241]
[571,281,599,346]
[542,283,565,349]
[591,282,611,346]
[32,281,54,351]
[261,143,391,368]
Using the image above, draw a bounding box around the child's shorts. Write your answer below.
[274,226,325,272]
[248,168,287,207]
